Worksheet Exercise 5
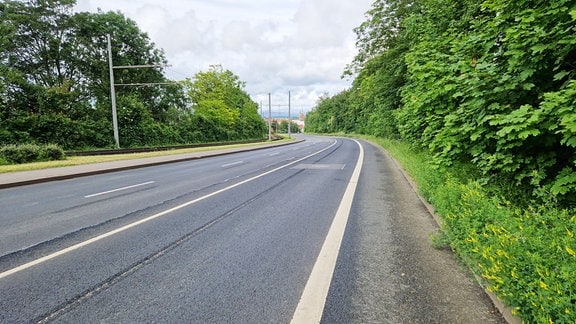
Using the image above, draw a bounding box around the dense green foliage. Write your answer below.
[0,0,265,150]
[0,143,65,164]
[183,65,267,142]
[308,0,576,321]
[307,0,576,206]
[277,120,300,134]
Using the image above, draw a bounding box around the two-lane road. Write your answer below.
[0,136,505,323]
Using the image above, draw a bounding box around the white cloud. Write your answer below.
[74,0,373,114]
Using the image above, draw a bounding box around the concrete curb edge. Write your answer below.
[0,139,304,189]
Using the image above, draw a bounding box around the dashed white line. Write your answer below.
[221,161,244,168]
[0,140,338,280]
[84,181,155,198]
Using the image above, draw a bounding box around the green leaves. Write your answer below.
[570,7,576,20]
[0,1,264,148]
[184,65,265,140]
[396,0,576,206]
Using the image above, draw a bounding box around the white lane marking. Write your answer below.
[0,140,338,280]
[84,181,155,198]
[221,161,244,168]
[290,139,364,324]
[268,152,280,156]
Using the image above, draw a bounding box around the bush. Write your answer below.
[0,144,66,164]
[1,144,35,164]
[40,144,66,161]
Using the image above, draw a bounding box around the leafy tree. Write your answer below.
[277,120,300,134]
[310,0,414,138]
[184,65,265,141]
[313,0,576,206]
[0,0,190,148]
[0,1,262,149]
[71,9,185,122]
[305,91,351,133]
[2,0,87,118]
[343,0,418,77]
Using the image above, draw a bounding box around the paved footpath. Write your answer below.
[0,140,302,189]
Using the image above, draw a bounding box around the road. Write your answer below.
[0,136,505,323]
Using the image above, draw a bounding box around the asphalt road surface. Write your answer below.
[0,135,505,323]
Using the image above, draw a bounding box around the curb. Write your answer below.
[0,139,304,189]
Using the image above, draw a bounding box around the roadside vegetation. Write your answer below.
[0,143,65,164]
[307,1,576,322]
[0,138,293,173]
[0,1,266,150]
[372,136,575,323]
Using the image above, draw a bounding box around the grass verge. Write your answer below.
[0,138,293,174]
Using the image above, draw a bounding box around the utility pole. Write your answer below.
[107,34,120,148]
[288,91,291,138]
[268,93,272,141]
[107,34,171,148]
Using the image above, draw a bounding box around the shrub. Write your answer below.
[0,144,35,164]
[40,144,66,161]
[0,144,66,164]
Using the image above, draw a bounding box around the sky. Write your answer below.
[74,0,374,116]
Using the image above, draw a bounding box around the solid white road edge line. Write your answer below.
[0,140,338,280]
[290,139,364,324]
[84,181,156,198]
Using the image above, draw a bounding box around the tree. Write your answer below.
[0,1,189,148]
[278,120,300,134]
[400,0,576,202]
[343,0,418,77]
[0,1,262,149]
[184,65,265,141]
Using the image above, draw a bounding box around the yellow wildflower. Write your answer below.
[566,246,576,257]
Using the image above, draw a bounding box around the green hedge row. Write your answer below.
[0,144,66,164]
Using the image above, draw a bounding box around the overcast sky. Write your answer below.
[74,0,374,115]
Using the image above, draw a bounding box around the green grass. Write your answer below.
[0,138,293,174]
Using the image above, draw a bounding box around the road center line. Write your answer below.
[0,140,338,280]
[290,139,364,323]
[84,181,156,198]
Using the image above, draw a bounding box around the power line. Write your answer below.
[115,82,180,87]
